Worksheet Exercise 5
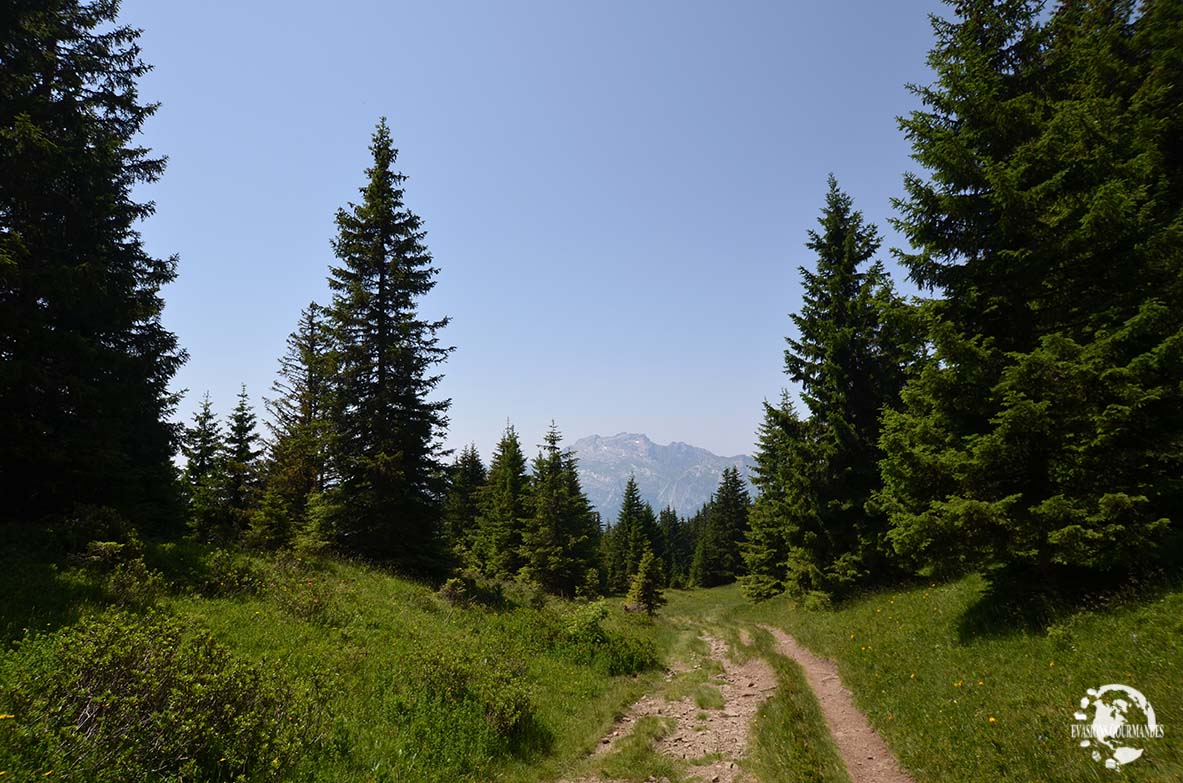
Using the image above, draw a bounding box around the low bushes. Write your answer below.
[555,601,659,675]
[0,610,324,782]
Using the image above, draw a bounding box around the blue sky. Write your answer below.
[122,0,945,459]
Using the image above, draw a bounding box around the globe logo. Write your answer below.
[1072,684,1163,768]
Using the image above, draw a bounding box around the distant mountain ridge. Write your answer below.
[569,433,755,523]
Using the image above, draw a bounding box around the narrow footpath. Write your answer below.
[558,620,916,783]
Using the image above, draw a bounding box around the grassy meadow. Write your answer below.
[734,576,1183,783]
[0,535,668,782]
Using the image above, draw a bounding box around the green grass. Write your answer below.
[733,575,1183,783]
[592,715,682,782]
[692,684,725,710]
[11,529,1170,783]
[0,538,670,783]
[744,625,851,783]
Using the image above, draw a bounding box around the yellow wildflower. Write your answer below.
[988,716,997,724]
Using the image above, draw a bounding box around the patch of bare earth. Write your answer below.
[562,634,777,783]
[760,624,916,783]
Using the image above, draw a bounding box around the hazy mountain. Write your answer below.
[570,433,755,523]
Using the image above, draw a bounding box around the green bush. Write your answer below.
[0,610,324,782]
[200,548,264,597]
[50,505,135,554]
[104,557,167,608]
[554,601,659,675]
[69,538,144,574]
[437,576,471,606]
[411,645,536,737]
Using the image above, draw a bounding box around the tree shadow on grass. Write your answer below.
[0,526,104,645]
[955,564,1181,644]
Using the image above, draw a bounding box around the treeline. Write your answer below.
[1,0,743,602]
[741,0,1183,602]
[5,0,1180,607]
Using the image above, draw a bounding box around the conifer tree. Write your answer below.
[519,424,599,595]
[325,118,452,570]
[473,424,530,577]
[780,178,914,594]
[251,303,334,548]
[657,507,691,588]
[690,468,750,587]
[626,546,666,616]
[441,444,487,558]
[223,385,262,535]
[878,0,1183,584]
[1,0,185,529]
[182,394,227,541]
[615,476,662,581]
[741,393,811,600]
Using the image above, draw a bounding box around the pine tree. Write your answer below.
[690,468,750,587]
[878,1,1183,585]
[657,507,691,588]
[625,546,666,616]
[519,424,599,596]
[741,393,811,600]
[325,118,452,570]
[780,178,915,595]
[223,385,262,535]
[614,476,661,582]
[441,444,487,559]
[251,303,334,548]
[182,394,227,541]
[182,394,222,490]
[473,424,530,577]
[1,0,186,529]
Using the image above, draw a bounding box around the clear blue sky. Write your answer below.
[122,0,945,460]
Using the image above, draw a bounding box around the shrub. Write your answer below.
[438,576,471,606]
[0,610,324,782]
[68,538,144,574]
[435,569,507,609]
[555,601,659,675]
[104,557,167,608]
[411,645,536,737]
[50,505,135,553]
[267,558,343,626]
[801,590,833,612]
[200,548,264,597]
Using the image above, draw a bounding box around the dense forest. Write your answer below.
[2,1,1181,781]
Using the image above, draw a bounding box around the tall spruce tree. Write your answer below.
[326,118,452,570]
[878,0,1183,584]
[223,385,262,535]
[441,444,487,559]
[780,178,914,595]
[657,506,691,588]
[473,424,530,577]
[1,0,185,529]
[690,468,750,587]
[618,476,661,581]
[519,424,599,596]
[741,392,812,600]
[182,394,227,541]
[251,302,334,548]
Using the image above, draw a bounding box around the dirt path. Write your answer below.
[760,625,915,783]
[562,633,777,783]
